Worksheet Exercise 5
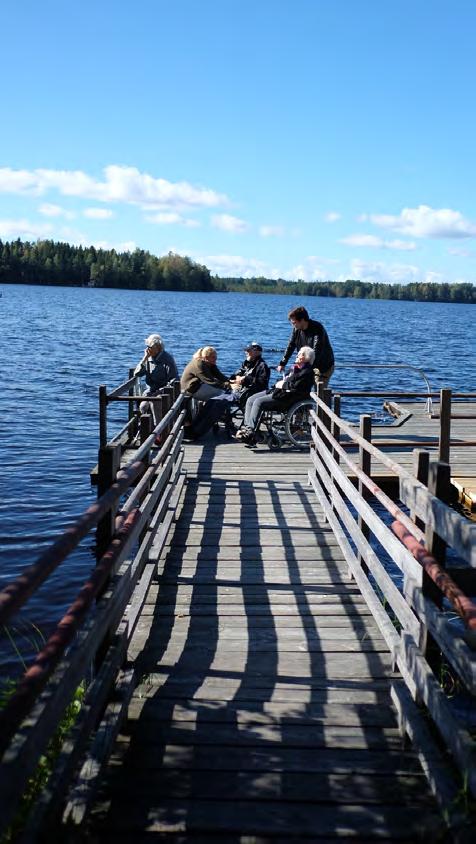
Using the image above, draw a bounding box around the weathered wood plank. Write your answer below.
[93,795,443,838]
[136,650,394,679]
[96,767,434,806]
[133,679,392,705]
[126,698,397,727]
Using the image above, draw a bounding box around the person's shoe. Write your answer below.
[241,432,257,446]
[234,426,251,439]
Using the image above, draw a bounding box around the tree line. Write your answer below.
[0,239,214,292]
[0,238,474,303]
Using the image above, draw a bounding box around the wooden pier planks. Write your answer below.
[88,435,444,840]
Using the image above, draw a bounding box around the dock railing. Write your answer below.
[0,379,187,838]
[336,361,435,413]
[309,386,476,813]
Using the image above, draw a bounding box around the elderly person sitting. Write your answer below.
[230,342,270,410]
[134,333,178,423]
[180,346,231,400]
[237,346,315,446]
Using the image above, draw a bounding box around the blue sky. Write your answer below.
[1,0,475,283]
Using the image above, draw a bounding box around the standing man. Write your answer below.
[277,305,335,386]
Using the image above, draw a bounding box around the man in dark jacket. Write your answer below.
[230,342,270,409]
[237,346,315,444]
[277,306,334,386]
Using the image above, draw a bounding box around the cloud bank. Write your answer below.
[0,165,229,210]
[370,205,476,239]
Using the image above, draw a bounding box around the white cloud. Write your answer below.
[287,257,327,281]
[146,211,200,228]
[348,258,446,284]
[448,246,474,257]
[83,207,114,219]
[0,218,53,239]
[38,202,75,219]
[324,211,341,223]
[341,233,416,250]
[370,204,476,239]
[57,226,90,245]
[211,213,248,233]
[259,225,285,237]
[196,253,280,278]
[93,239,137,252]
[0,165,229,210]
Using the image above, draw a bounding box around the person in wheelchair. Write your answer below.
[230,342,270,410]
[236,345,315,445]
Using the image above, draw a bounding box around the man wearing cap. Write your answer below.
[230,342,270,409]
[134,333,178,423]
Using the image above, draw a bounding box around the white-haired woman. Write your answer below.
[180,346,231,400]
[134,333,178,422]
[237,346,316,445]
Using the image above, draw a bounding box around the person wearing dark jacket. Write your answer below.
[180,346,231,400]
[277,305,334,386]
[237,346,315,445]
[230,342,270,409]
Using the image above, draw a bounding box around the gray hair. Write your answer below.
[298,345,315,365]
[145,333,164,350]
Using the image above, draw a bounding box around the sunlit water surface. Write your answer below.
[1,284,474,673]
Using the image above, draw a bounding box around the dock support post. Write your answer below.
[438,388,452,464]
[96,441,122,559]
[358,414,372,574]
[99,385,108,448]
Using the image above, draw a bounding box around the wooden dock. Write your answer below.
[87,437,443,841]
[1,380,475,842]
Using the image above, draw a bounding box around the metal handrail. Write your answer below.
[336,362,433,414]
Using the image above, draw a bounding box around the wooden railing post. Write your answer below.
[358,414,372,573]
[152,396,165,443]
[96,442,122,558]
[418,460,451,685]
[140,412,153,444]
[411,449,430,530]
[332,394,341,465]
[99,384,108,448]
[128,367,135,422]
[161,388,174,437]
[438,388,452,463]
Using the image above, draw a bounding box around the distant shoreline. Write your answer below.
[0,239,474,304]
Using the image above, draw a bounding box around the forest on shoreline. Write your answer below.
[0,238,474,303]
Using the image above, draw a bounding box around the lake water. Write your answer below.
[0,283,475,675]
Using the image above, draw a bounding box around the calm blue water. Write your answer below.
[0,284,475,674]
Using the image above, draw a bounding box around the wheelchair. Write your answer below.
[255,398,315,450]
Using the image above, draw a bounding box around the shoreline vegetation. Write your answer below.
[0,238,474,303]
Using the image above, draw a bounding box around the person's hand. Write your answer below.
[233,375,244,385]
[276,364,284,372]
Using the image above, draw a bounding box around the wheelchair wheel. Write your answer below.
[267,434,282,450]
[285,400,313,449]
